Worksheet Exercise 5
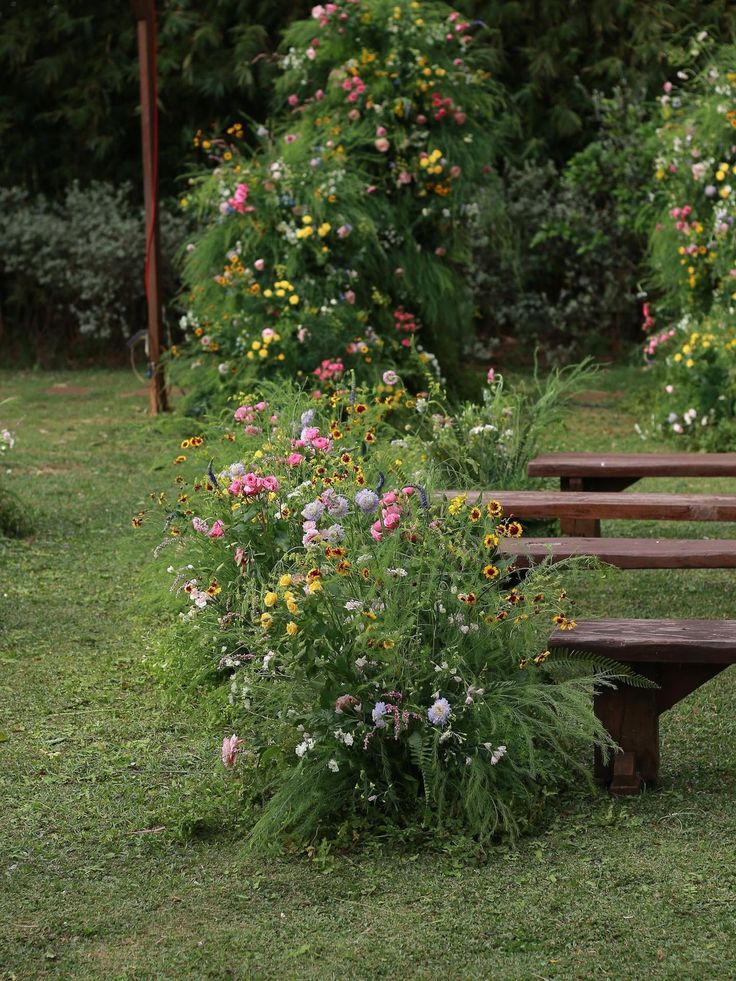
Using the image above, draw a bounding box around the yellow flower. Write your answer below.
[264,591,278,608]
[260,613,273,630]
[448,494,466,515]
[286,599,299,614]
[308,580,322,594]
[286,621,299,636]
[279,574,293,587]
[289,294,300,305]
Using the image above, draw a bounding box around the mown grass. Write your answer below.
[2,367,736,980]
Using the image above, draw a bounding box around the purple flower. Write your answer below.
[192,516,209,534]
[372,701,388,728]
[301,500,325,522]
[324,523,345,543]
[428,698,451,727]
[323,491,349,518]
[355,489,379,514]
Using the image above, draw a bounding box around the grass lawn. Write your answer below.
[2,367,736,980]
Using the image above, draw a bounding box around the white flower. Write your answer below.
[295,735,315,758]
[327,759,339,772]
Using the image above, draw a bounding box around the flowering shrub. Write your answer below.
[146,381,627,847]
[641,43,736,443]
[172,0,504,407]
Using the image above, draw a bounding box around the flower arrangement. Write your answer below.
[145,380,627,847]
[641,42,736,444]
[172,0,505,409]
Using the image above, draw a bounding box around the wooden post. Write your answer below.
[133,0,168,414]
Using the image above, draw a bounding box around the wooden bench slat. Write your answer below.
[528,452,736,479]
[548,618,736,664]
[499,537,736,569]
[439,490,736,522]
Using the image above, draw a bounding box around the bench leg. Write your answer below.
[559,477,601,537]
[593,671,660,793]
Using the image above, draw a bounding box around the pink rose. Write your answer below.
[374,138,390,153]
[312,436,332,452]
[208,520,225,538]
[254,258,265,271]
[287,452,304,467]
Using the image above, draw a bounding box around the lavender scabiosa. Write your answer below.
[355,489,379,513]
[428,697,451,727]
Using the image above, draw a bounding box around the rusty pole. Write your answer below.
[132,0,168,413]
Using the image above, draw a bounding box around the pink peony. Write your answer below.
[287,452,304,467]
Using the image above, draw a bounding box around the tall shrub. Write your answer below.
[172,0,506,404]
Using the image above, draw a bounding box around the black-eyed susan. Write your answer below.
[483,533,498,549]
[469,507,482,522]
[482,564,499,580]
[499,521,523,538]
[486,499,503,518]
[175,454,187,464]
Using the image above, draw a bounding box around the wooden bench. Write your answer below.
[438,490,736,524]
[548,619,736,794]
[499,537,736,569]
[527,453,736,536]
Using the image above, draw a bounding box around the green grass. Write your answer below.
[2,367,736,980]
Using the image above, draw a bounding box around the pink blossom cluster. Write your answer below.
[313,358,344,381]
[226,183,253,215]
[192,516,226,538]
[393,307,420,347]
[430,91,465,124]
[644,328,675,358]
[641,302,656,333]
[342,74,367,104]
[446,11,472,45]
[228,473,281,497]
[670,204,695,235]
[233,401,277,436]
[370,488,415,542]
[292,424,332,455]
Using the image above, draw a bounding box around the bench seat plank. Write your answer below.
[439,490,736,522]
[499,537,736,569]
[548,618,736,664]
[528,452,736,479]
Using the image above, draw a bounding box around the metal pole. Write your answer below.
[133,0,168,413]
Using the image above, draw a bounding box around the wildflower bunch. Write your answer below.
[172,0,505,409]
[147,381,619,847]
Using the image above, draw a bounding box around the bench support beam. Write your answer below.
[559,476,638,536]
[595,661,729,794]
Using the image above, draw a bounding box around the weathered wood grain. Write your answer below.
[528,451,736,479]
[438,490,736,522]
[500,537,736,569]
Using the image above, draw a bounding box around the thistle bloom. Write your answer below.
[428,698,451,727]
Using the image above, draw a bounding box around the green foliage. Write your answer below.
[404,360,597,488]
[0,0,303,197]
[460,0,736,163]
[468,88,659,360]
[172,0,507,396]
[0,182,188,363]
